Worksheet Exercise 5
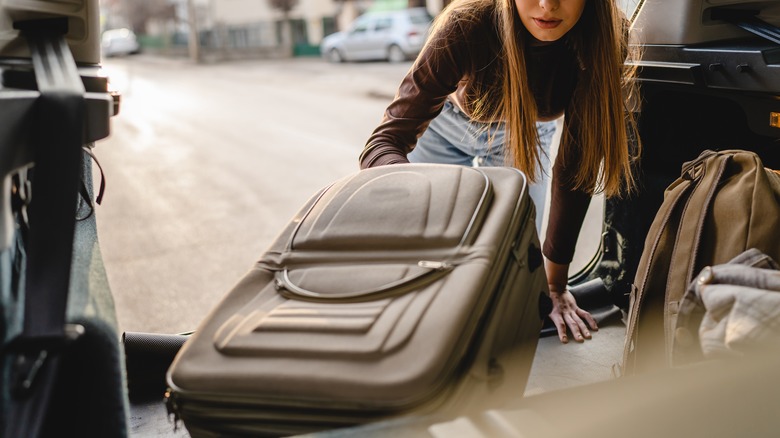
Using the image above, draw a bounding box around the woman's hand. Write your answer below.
[548,290,598,343]
[544,257,598,343]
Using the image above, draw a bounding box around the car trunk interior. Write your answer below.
[597,46,780,312]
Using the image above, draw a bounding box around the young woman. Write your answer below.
[359,0,641,343]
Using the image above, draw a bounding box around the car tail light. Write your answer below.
[408,30,419,37]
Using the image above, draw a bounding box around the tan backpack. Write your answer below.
[622,149,780,375]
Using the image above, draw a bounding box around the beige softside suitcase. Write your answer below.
[165,163,547,437]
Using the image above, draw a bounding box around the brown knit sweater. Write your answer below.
[360,9,592,264]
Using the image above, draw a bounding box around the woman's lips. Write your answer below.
[534,18,562,29]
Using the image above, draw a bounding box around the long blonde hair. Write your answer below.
[428,0,641,197]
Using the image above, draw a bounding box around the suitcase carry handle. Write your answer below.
[273,261,454,301]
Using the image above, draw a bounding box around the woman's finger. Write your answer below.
[564,313,586,343]
[550,314,568,343]
[574,314,592,340]
[576,307,599,331]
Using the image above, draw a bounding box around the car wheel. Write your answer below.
[387,45,406,63]
[328,49,344,63]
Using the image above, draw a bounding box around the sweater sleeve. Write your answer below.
[542,119,593,264]
[359,18,473,169]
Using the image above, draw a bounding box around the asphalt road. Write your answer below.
[95,55,602,337]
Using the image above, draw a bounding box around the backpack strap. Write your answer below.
[663,153,730,362]
[621,150,717,375]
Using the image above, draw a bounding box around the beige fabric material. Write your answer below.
[699,279,780,358]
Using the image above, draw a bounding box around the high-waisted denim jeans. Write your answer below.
[408,99,557,233]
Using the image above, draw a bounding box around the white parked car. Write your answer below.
[321,8,434,63]
[101,28,140,57]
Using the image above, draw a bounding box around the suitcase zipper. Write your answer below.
[273,258,457,301]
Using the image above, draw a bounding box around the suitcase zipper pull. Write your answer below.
[418,260,452,270]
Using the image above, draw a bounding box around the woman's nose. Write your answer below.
[539,0,560,12]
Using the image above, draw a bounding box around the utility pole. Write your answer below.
[187,0,201,63]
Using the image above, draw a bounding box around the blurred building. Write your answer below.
[100,0,449,60]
